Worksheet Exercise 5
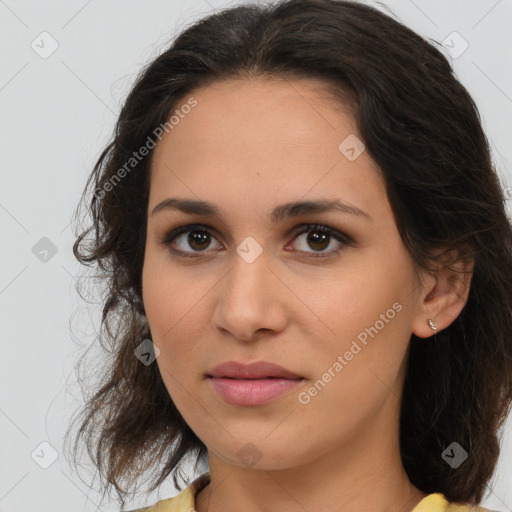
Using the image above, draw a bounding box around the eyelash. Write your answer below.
[161,223,353,260]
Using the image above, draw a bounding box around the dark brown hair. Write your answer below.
[67,0,512,506]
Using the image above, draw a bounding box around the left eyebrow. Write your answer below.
[270,199,372,223]
[150,197,373,223]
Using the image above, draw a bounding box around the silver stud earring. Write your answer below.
[427,319,437,331]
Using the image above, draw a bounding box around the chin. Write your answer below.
[208,436,309,471]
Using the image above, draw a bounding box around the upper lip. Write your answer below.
[208,361,302,379]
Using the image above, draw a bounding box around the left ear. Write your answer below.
[412,249,474,339]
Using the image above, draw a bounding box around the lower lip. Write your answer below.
[209,377,304,406]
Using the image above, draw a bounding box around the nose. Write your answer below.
[211,248,289,342]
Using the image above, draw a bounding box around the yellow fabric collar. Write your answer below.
[140,473,494,512]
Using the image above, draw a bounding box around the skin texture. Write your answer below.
[142,77,473,512]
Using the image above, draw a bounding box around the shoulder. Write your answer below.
[446,503,502,512]
[447,504,502,512]
[123,472,210,512]
[413,492,503,512]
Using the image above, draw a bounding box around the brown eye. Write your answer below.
[186,231,211,251]
[162,224,223,258]
[305,230,330,251]
[289,224,350,258]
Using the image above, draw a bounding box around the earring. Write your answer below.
[427,319,437,331]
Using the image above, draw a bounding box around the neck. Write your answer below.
[195,400,427,512]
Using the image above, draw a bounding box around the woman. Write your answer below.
[67,1,512,511]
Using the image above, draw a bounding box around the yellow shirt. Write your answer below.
[131,472,498,512]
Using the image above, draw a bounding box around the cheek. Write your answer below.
[294,287,412,444]
[290,247,414,345]
[291,250,416,408]
[142,250,208,339]
[142,253,214,394]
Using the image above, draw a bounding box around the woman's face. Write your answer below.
[142,77,434,470]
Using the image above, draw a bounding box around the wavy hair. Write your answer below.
[66,0,512,506]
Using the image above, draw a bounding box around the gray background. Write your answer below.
[1,1,511,511]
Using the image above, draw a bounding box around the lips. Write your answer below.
[207,360,302,380]
[209,377,303,406]
[207,361,304,405]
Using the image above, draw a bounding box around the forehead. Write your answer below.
[157,76,356,151]
[149,77,388,221]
